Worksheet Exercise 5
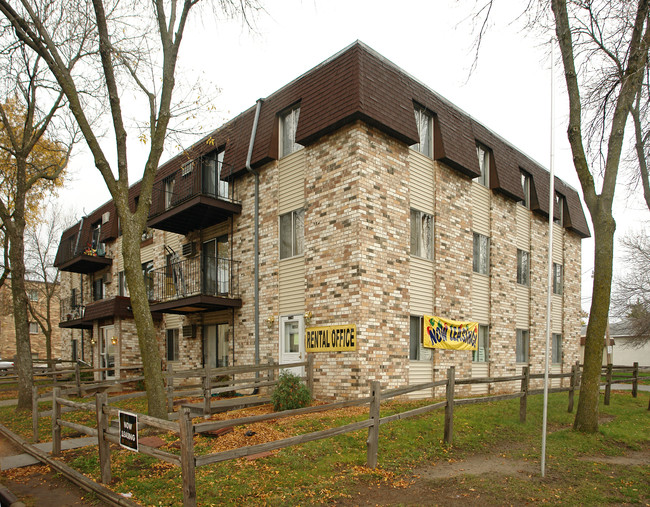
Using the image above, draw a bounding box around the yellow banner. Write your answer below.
[305,325,357,352]
[423,315,478,350]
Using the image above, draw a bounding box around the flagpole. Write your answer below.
[542,37,556,478]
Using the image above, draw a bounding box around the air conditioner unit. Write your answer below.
[104,272,112,284]
[102,211,110,224]
[181,242,196,257]
[182,325,196,338]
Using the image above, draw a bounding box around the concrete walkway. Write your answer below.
[1,436,97,471]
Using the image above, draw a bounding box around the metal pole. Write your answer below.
[542,37,556,478]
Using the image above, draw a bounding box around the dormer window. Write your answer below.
[280,105,302,158]
[474,143,489,187]
[202,150,228,199]
[554,193,564,226]
[520,171,531,209]
[411,105,433,157]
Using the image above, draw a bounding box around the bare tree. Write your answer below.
[0,0,259,418]
[25,202,73,370]
[611,230,650,346]
[0,44,72,411]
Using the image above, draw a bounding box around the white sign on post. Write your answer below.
[119,410,138,452]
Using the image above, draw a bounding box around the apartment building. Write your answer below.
[54,41,589,398]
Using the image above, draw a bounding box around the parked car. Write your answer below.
[0,358,14,375]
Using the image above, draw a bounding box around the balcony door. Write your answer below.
[203,236,229,296]
[202,150,227,199]
[279,315,305,376]
[203,324,230,368]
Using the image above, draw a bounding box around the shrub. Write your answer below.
[271,370,311,412]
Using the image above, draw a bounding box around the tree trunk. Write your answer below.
[573,209,616,432]
[121,220,167,420]
[9,219,33,411]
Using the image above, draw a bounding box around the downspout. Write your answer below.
[246,99,263,386]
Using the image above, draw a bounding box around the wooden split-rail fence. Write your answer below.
[43,361,647,507]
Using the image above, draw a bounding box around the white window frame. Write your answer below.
[472,324,489,363]
[279,208,304,260]
[516,329,529,363]
[517,249,530,286]
[520,171,530,209]
[409,316,433,361]
[552,333,562,364]
[553,263,563,295]
[166,329,180,362]
[29,322,39,334]
[410,209,434,260]
[411,105,433,157]
[473,232,489,275]
[279,105,302,158]
[474,143,490,187]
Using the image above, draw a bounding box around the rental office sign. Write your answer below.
[305,324,357,352]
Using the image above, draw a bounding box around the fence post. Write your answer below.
[568,362,579,413]
[632,362,639,399]
[179,407,197,507]
[95,391,111,484]
[519,366,529,423]
[306,354,314,396]
[366,380,380,469]
[32,386,39,443]
[444,366,455,445]
[267,357,275,392]
[166,362,174,413]
[203,366,211,417]
[51,387,61,456]
[604,363,612,406]
[74,362,82,396]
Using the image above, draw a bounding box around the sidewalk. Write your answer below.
[0,436,97,471]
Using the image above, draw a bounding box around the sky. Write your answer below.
[55,0,650,314]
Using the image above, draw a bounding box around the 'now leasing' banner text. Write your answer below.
[423,315,478,350]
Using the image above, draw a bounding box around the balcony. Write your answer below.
[148,256,241,315]
[147,158,242,235]
[55,239,112,274]
[59,294,91,329]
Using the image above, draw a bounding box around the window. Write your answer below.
[280,105,302,158]
[164,175,175,209]
[93,277,104,301]
[412,105,433,157]
[552,333,562,364]
[554,193,564,226]
[28,290,38,302]
[409,316,433,361]
[516,329,529,363]
[280,208,304,259]
[166,329,180,362]
[142,261,154,300]
[520,171,530,209]
[474,143,489,186]
[473,233,489,275]
[517,249,529,286]
[553,263,563,295]
[472,325,489,362]
[410,209,433,260]
[29,322,39,334]
[202,150,228,199]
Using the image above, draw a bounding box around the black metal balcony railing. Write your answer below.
[149,159,239,219]
[150,255,240,305]
[60,294,85,322]
[56,234,112,274]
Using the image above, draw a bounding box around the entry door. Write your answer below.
[203,324,230,368]
[100,325,116,380]
[279,315,305,376]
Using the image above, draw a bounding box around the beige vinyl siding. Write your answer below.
[279,256,305,315]
[516,285,530,328]
[472,182,490,236]
[165,314,183,329]
[552,224,563,263]
[278,150,305,214]
[410,257,434,315]
[472,274,490,323]
[515,205,530,250]
[409,151,434,214]
[140,242,154,263]
[472,363,489,394]
[552,294,563,333]
[407,361,433,399]
[550,365,562,387]
[202,310,232,325]
[164,232,183,255]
